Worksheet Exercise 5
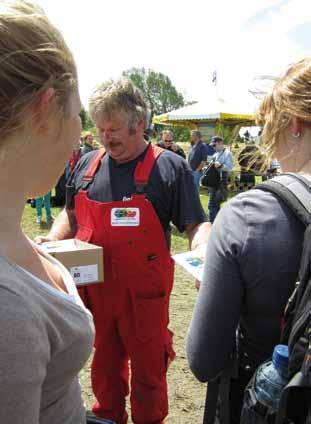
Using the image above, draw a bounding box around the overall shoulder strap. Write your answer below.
[134,143,164,193]
[81,148,106,188]
[254,173,311,226]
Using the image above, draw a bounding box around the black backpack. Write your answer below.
[253,173,311,424]
[201,162,221,188]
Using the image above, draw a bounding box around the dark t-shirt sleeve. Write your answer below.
[170,163,206,231]
[147,152,206,232]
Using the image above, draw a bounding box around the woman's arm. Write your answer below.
[187,197,247,381]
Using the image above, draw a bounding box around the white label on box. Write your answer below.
[111,208,140,226]
[70,264,99,285]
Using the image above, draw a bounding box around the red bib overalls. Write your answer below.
[75,144,175,424]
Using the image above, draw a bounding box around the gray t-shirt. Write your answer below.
[187,188,304,381]
[0,256,94,424]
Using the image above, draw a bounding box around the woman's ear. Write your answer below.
[32,87,56,130]
[289,117,302,138]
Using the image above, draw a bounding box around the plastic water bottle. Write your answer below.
[240,344,289,423]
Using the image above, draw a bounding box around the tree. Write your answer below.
[122,67,184,119]
[79,107,93,130]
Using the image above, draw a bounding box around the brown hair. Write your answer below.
[191,130,201,139]
[89,78,149,128]
[0,0,77,139]
[256,58,311,161]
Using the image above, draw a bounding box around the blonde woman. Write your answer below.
[187,58,311,423]
[0,2,94,423]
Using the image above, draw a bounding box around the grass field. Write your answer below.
[22,188,211,424]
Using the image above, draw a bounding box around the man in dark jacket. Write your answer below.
[188,130,208,188]
[157,130,186,159]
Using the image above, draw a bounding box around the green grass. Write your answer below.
[22,202,63,238]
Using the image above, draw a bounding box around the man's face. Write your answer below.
[162,134,173,148]
[96,112,145,163]
[190,132,198,144]
[215,141,224,152]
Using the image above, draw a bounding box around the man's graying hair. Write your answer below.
[89,78,150,128]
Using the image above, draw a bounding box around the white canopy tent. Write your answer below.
[152,98,256,128]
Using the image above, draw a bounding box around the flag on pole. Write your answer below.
[212,70,217,85]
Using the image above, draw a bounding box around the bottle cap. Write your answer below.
[272,344,289,370]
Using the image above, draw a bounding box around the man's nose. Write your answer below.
[100,131,111,141]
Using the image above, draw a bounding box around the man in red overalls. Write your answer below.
[41,79,210,424]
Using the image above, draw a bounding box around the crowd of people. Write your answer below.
[1,1,311,424]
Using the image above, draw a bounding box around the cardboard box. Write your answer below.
[42,239,103,286]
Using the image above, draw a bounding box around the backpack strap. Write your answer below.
[133,143,164,193]
[203,351,238,424]
[254,173,311,226]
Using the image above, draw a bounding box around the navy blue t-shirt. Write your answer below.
[188,141,208,171]
[66,145,206,243]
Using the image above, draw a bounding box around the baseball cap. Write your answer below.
[211,135,224,143]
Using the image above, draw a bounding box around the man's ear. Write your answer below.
[32,87,56,129]
[289,117,302,138]
[137,118,146,133]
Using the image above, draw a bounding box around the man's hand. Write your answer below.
[34,208,77,245]
[214,161,221,168]
[170,143,178,152]
[185,222,212,251]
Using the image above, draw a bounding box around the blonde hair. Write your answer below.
[82,131,93,141]
[89,78,149,128]
[256,58,311,161]
[0,0,77,139]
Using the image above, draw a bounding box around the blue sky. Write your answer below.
[38,0,311,112]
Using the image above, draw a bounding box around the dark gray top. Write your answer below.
[187,188,304,382]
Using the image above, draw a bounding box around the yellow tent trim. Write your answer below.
[152,112,255,127]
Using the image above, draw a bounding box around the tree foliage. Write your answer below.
[79,108,94,130]
[122,67,184,118]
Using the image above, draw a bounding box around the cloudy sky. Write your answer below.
[38,0,311,111]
